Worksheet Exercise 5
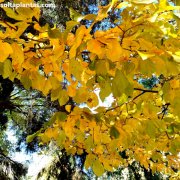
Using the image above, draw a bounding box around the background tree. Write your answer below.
[0,0,179,179]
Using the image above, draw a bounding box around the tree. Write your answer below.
[0,151,27,180]
[0,0,180,178]
[0,76,29,179]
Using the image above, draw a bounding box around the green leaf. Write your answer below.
[99,81,111,101]
[44,112,67,129]
[2,59,12,79]
[70,59,83,81]
[146,121,156,138]
[27,112,67,143]
[51,87,61,101]
[169,139,180,155]
[53,112,67,122]
[58,90,69,106]
[112,69,133,97]
[20,75,32,90]
[92,159,104,176]
[70,8,84,22]
[162,82,170,102]
[57,130,66,149]
[89,60,95,70]
[48,26,62,38]
[138,59,155,76]
[117,93,128,106]
[85,136,95,153]
[123,61,135,75]
[95,60,109,76]
[167,125,174,134]
[84,154,96,169]
[26,131,40,143]
[110,126,120,139]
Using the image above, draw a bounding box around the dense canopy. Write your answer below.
[0,0,180,178]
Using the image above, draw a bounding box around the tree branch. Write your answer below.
[134,88,158,93]
[133,88,158,101]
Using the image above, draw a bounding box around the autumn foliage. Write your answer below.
[0,0,180,178]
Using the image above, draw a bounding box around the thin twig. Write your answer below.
[106,105,121,113]
[132,91,145,101]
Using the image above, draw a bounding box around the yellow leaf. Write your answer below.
[87,39,105,59]
[94,145,104,154]
[69,26,87,59]
[167,51,180,63]
[74,87,88,103]
[108,0,119,12]
[58,90,69,106]
[159,0,180,11]
[106,39,123,62]
[11,43,24,71]
[170,79,179,89]
[83,14,97,21]
[96,4,111,21]
[44,127,59,140]
[103,159,113,171]
[62,62,71,81]
[130,0,156,4]
[137,51,155,60]
[171,54,180,63]
[31,73,46,92]
[2,7,24,21]
[67,85,76,97]
[116,2,129,9]
[138,38,153,50]
[42,79,52,95]
[14,22,29,38]
[64,118,76,140]
[14,0,33,3]
[87,92,99,108]
[65,105,71,113]
[0,41,13,62]
[101,134,111,144]
[49,76,61,90]
[16,7,39,21]
[51,39,65,59]
[66,33,75,46]
[64,21,79,40]
[67,81,78,97]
